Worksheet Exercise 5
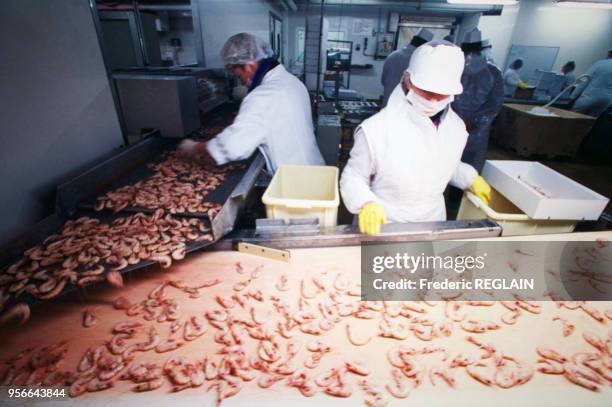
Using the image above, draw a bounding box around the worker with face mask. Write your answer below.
[571,50,612,117]
[179,33,324,174]
[381,28,434,107]
[340,41,492,235]
[452,29,504,173]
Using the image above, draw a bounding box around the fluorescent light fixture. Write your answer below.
[447,0,518,5]
[554,0,612,9]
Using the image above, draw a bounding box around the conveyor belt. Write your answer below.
[0,210,215,315]
[1,134,264,318]
[74,139,250,220]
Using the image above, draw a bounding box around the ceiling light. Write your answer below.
[447,0,518,5]
[554,0,612,9]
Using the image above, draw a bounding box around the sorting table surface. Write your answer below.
[0,233,610,406]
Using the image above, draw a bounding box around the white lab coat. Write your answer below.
[340,85,477,223]
[207,64,324,174]
[571,58,612,117]
[503,68,522,97]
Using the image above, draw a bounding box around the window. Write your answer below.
[327,31,346,42]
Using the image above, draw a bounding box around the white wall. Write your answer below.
[479,0,611,75]
[0,0,123,247]
[197,0,287,68]
[479,4,520,69]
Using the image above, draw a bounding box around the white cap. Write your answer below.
[407,40,464,95]
[415,28,434,42]
[462,28,482,45]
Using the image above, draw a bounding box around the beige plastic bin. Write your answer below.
[457,189,576,236]
[262,165,339,227]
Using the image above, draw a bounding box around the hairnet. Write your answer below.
[221,33,275,66]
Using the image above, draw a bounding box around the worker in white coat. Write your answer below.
[503,59,529,97]
[340,41,492,235]
[571,50,612,117]
[381,28,434,107]
[179,33,324,174]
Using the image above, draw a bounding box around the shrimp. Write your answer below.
[386,368,411,399]
[536,347,567,363]
[276,274,289,291]
[537,359,564,374]
[134,377,164,392]
[155,338,183,353]
[466,362,494,386]
[0,303,30,326]
[113,296,131,310]
[429,367,455,388]
[564,363,601,392]
[257,373,283,388]
[184,315,207,341]
[346,361,370,376]
[82,310,97,328]
[552,316,575,337]
[461,319,500,333]
[106,270,124,287]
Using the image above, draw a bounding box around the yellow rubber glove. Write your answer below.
[358,202,386,235]
[470,176,492,206]
[517,81,530,90]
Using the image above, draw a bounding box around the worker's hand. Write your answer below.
[177,139,206,157]
[470,176,492,205]
[358,202,386,235]
[517,81,530,90]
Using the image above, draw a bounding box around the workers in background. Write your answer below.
[571,50,612,117]
[561,61,576,89]
[381,28,434,107]
[179,33,324,174]
[341,41,492,235]
[503,58,529,97]
[452,28,504,173]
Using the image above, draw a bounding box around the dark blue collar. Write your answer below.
[249,58,279,92]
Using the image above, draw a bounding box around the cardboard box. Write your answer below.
[491,104,596,158]
[482,160,609,221]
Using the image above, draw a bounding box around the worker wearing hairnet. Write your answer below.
[179,33,324,174]
[341,41,492,235]
[571,51,612,117]
[452,29,504,173]
[503,58,529,97]
[381,28,434,107]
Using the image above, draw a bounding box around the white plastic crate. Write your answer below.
[482,160,608,221]
[262,165,339,227]
[457,190,576,236]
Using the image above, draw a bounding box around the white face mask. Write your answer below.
[406,90,453,117]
